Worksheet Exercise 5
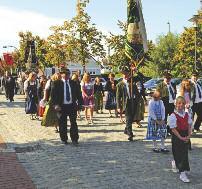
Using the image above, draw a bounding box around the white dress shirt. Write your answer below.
[192,81,202,103]
[62,79,72,104]
[166,82,175,103]
[123,78,130,98]
[168,110,192,129]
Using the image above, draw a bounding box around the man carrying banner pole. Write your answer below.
[119,0,147,141]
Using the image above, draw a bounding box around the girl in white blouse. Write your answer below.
[146,91,168,153]
[168,96,192,183]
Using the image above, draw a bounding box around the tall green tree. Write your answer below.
[47,0,105,72]
[174,27,202,77]
[45,25,69,67]
[152,32,179,76]
[106,21,127,68]
[138,40,159,77]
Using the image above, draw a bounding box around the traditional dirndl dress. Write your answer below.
[146,101,167,140]
[82,82,94,108]
[25,82,38,114]
[41,99,58,127]
[105,91,116,110]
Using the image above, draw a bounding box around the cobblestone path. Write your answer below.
[0,94,202,189]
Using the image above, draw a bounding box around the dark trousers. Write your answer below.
[124,99,137,138]
[192,102,202,131]
[58,104,79,142]
[172,130,190,172]
[162,97,175,133]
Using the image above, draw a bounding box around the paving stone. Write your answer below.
[0,95,202,189]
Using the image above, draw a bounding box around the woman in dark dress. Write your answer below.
[24,72,38,120]
[105,73,118,117]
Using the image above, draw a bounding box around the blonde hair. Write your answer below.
[95,77,100,84]
[179,79,191,96]
[71,73,79,81]
[175,96,186,105]
[82,72,91,83]
[28,72,36,80]
[108,73,115,78]
[51,73,61,81]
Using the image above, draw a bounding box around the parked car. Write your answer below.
[144,78,183,96]
[144,78,163,95]
[91,77,107,89]
[198,78,202,85]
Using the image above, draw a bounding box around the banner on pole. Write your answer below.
[3,53,14,65]
[125,0,148,66]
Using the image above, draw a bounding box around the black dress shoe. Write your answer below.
[128,136,133,141]
[61,141,68,145]
[72,141,79,146]
[160,148,169,153]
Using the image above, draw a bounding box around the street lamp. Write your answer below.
[167,22,171,33]
[189,0,202,71]
[3,45,18,51]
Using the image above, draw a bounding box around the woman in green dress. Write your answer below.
[41,73,61,132]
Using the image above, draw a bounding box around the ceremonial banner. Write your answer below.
[30,40,37,64]
[3,53,14,65]
[125,0,148,65]
[24,40,31,63]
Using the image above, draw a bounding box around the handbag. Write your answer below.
[38,106,45,117]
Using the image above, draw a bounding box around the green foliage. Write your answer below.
[46,0,105,71]
[174,27,202,77]
[152,33,179,76]
[138,40,159,77]
[106,21,127,67]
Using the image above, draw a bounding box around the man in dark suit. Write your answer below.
[116,66,139,141]
[191,71,202,132]
[156,71,176,134]
[4,72,15,102]
[51,68,83,146]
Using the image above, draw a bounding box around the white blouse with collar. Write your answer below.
[168,110,192,129]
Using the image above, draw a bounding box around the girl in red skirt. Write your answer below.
[168,96,192,183]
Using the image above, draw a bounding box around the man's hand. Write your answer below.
[54,105,61,112]
[180,136,189,142]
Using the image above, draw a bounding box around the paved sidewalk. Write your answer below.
[0,134,36,189]
[0,94,202,189]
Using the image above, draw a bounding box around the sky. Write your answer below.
[0,0,201,55]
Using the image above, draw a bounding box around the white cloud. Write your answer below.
[0,6,65,42]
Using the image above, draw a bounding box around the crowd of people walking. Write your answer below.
[0,67,202,183]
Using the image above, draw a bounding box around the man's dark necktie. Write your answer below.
[169,85,175,100]
[66,81,70,101]
[196,83,202,99]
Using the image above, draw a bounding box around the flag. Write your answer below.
[3,53,14,65]
[24,40,31,63]
[30,40,37,64]
[125,0,148,66]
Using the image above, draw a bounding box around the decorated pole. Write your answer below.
[125,0,148,113]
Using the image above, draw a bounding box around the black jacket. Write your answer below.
[51,79,83,110]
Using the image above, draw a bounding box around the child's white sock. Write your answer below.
[153,140,157,149]
[160,138,165,149]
